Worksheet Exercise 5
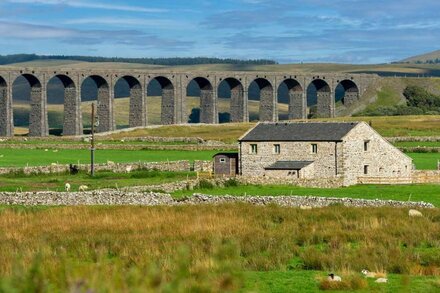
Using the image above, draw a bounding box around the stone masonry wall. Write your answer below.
[161,88,175,124]
[0,68,378,138]
[129,85,145,127]
[341,122,413,186]
[240,141,339,178]
[289,91,306,119]
[0,85,9,136]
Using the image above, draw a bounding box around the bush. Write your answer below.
[198,179,215,189]
[224,178,240,187]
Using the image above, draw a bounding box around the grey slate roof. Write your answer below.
[265,161,314,170]
[239,122,359,142]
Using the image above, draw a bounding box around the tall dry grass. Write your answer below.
[0,204,439,291]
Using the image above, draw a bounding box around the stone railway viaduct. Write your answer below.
[0,67,378,137]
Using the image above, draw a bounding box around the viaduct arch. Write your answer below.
[0,68,378,137]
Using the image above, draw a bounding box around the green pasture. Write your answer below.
[0,149,220,167]
[0,169,195,192]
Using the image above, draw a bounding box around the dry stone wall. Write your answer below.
[0,190,433,208]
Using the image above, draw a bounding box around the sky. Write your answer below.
[0,0,438,64]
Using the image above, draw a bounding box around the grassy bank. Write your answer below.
[173,184,440,206]
[0,205,439,292]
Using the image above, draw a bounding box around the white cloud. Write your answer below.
[7,0,167,13]
[64,17,193,29]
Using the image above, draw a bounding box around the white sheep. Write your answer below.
[125,165,132,173]
[327,273,342,282]
[44,149,49,152]
[79,185,89,192]
[409,209,423,217]
[53,149,58,153]
[65,183,71,192]
[375,278,388,283]
[361,269,376,278]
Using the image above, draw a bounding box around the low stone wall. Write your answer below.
[0,160,200,175]
[238,176,345,188]
[357,177,413,185]
[0,191,434,208]
[387,136,440,143]
[400,147,440,153]
[413,170,440,184]
[0,143,235,151]
[194,160,213,172]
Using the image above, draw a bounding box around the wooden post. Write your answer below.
[90,103,96,176]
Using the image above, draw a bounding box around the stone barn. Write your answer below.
[213,153,239,177]
[238,122,413,186]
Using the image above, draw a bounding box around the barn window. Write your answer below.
[250,144,258,154]
[311,144,318,154]
[274,144,280,154]
[364,165,369,175]
[219,158,226,163]
[364,140,370,151]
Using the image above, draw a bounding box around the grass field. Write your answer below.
[0,205,438,292]
[0,169,195,192]
[173,183,440,206]
[0,149,220,167]
[0,148,436,169]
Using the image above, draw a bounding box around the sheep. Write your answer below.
[79,185,89,192]
[361,269,387,279]
[409,209,423,217]
[44,149,49,152]
[327,273,342,282]
[125,165,132,173]
[53,149,59,153]
[65,183,71,192]
[375,278,388,283]
[361,269,376,278]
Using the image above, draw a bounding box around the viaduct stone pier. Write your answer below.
[0,67,378,137]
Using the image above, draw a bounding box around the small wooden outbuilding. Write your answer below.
[213,152,239,177]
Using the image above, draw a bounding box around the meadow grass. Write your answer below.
[0,204,439,292]
[408,152,440,170]
[0,169,195,192]
[173,184,440,206]
[0,148,220,167]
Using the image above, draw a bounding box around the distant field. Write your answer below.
[105,115,440,142]
[4,60,440,76]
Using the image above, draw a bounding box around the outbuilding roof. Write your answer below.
[264,161,314,170]
[239,122,359,142]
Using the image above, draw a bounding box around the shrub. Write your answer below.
[224,178,240,187]
[198,179,215,189]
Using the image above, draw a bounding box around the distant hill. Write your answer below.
[398,50,440,64]
[0,54,277,66]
